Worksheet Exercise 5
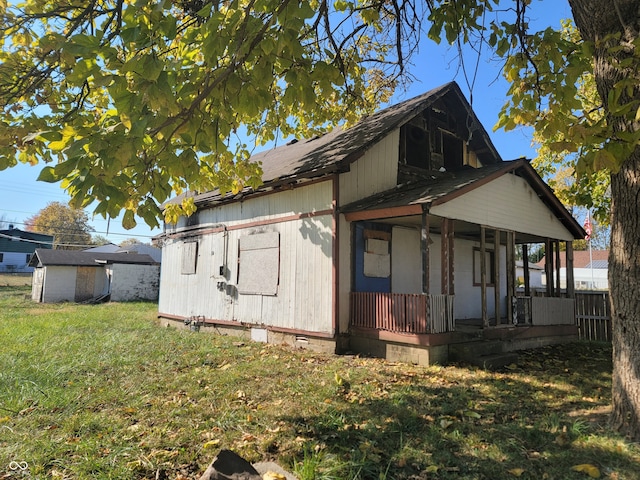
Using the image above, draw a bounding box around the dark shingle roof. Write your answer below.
[29,249,158,267]
[174,82,502,208]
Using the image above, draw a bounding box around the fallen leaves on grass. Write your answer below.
[572,464,601,478]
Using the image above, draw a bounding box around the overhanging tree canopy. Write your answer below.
[0,0,421,228]
[1,0,640,440]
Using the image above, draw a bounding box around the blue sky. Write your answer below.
[0,0,572,244]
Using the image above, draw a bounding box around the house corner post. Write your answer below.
[555,240,561,296]
[494,229,501,324]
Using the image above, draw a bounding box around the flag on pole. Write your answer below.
[583,214,592,241]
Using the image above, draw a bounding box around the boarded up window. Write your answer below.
[473,247,495,286]
[181,241,198,275]
[364,237,390,278]
[237,232,279,295]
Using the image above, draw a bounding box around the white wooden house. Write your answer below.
[158,82,585,365]
[30,249,160,303]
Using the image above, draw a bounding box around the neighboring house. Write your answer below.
[0,225,53,273]
[29,249,160,303]
[538,250,609,291]
[157,82,585,366]
[85,243,162,263]
[516,260,544,290]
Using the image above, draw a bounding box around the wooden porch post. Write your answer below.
[448,220,455,295]
[522,244,530,297]
[545,239,554,296]
[481,226,488,328]
[566,241,575,298]
[507,231,515,324]
[494,229,501,325]
[421,209,431,331]
[441,218,455,295]
[421,209,430,295]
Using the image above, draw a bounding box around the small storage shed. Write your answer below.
[29,249,160,303]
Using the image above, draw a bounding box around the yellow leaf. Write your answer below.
[203,439,220,449]
[571,464,601,478]
[120,113,132,130]
[508,468,525,477]
[49,140,67,151]
[440,419,454,429]
[464,410,481,419]
[219,363,232,370]
[263,472,286,480]
[425,465,439,473]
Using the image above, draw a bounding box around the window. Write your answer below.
[26,253,31,264]
[237,232,280,295]
[473,247,496,286]
[363,236,390,278]
[401,120,430,169]
[181,241,198,275]
[0,253,3,262]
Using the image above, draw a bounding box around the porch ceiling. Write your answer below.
[374,216,545,244]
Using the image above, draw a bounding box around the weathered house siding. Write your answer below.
[159,180,335,334]
[430,174,573,241]
[108,264,160,302]
[338,130,400,205]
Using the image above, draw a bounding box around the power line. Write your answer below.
[1,219,158,239]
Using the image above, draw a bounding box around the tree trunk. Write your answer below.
[609,149,640,440]
[568,0,640,440]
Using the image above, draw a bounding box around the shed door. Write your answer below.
[75,267,95,302]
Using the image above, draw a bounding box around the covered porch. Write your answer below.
[347,218,577,336]
[340,162,585,360]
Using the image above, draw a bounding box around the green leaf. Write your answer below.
[122,210,137,230]
[37,166,58,183]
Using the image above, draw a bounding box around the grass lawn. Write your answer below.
[0,285,638,479]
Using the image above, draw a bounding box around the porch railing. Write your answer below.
[350,292,454,334]
[514,296,575,326]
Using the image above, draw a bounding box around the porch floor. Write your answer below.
[455,317,515,333]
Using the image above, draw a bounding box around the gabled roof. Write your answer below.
[175,82,502,208]
[29,249,158,267]
[340,159,586,240]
